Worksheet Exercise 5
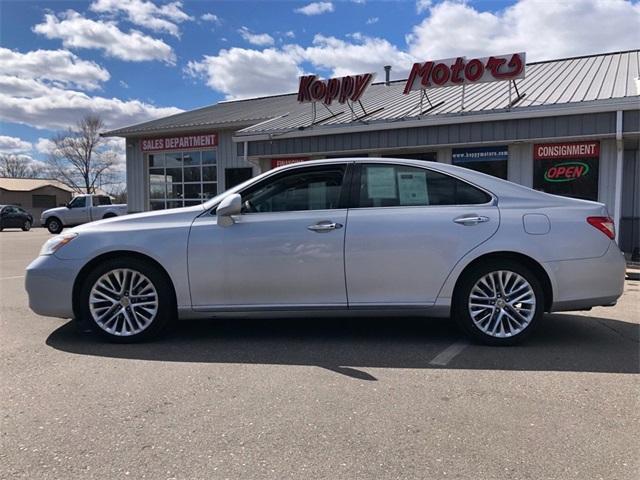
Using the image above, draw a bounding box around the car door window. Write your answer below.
[358,164,491,207]
[241,165,347,213]
[69,197,87,208]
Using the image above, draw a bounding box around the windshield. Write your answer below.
[68,196,87,208]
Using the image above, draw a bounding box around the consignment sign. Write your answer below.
[533,141,599,201]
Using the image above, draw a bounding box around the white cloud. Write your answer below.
[0,78,182,131]
[185,47,303,100]
[0,47,109,91]
[33,10,176,64]
[416,0,432,13]
[366,17,379,25]
[284,31,296,38]
[407,0,640,61]
[186,33,414,100]
[238,27,275,46]
[0,135,33,154]
[302,34,414,79]
[201,13,221,24]
[90,0,192,37]
[295,2,334,16]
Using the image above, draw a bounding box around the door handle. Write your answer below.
[307,221,343,232]
[453,215,490,225]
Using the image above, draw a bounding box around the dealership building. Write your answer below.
[104,49,640,257]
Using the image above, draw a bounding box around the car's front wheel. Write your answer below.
[453,260,544,345]
[79,257,175,342]
[46,217,63,234]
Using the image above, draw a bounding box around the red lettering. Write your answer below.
[339,75,355,103]
[465,58,484,82]
[351,73,373,102]
[450,57,465,84]
[403,61,433,94]
[431,63,450,86]
[487,53,524,80]
[573,165,584,177]
[310,80,326,101]
[324,78,340,105]
[297,75,316,102]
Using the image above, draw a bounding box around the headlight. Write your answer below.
[40,233,78,256]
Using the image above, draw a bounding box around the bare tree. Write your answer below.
[0,154,44,178]
[44,115,119,194]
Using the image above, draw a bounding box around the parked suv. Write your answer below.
[41,194,127,234]
[0,205,33,231]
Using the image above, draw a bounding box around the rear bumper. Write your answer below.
[25,255,83,318]
[546,242,626,312]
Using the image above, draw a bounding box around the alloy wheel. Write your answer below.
[468,270,536,338]
[89,268,158,336]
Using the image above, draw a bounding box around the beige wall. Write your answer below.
[0,186,72,226]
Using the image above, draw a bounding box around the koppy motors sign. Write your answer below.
[297,73,375,106]
[403,52,526,93]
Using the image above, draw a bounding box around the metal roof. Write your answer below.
[104,50,640,139]
[0,177,74,192]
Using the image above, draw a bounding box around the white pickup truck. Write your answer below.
[41,194,127,234]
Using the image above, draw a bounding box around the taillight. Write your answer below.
[587,216,615,240]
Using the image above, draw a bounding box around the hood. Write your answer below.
[71,204,205,233]
[42,206,68,216]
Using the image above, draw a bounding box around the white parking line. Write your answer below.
[429,341,469,366]
[0,275,25,280]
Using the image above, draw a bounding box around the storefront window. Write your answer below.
[452,146,508,179]
[147,150,217,209]
[533,142,599,201]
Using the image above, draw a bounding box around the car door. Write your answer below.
[188,163,351,309]
[345,162,499,307]
[66,196,90,224]
[1,207,18,227]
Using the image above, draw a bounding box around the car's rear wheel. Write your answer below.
[46,217,62,234]
[79,257,175,342]
[453,260,544,345]
[22,220,31,231]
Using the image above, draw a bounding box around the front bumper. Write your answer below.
[25,254,85,319]
[546,242,626,312]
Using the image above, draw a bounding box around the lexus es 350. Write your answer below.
[25,159,625,345]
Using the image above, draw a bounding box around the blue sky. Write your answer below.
[1,0,638,169]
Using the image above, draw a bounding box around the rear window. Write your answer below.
[358,164,492,207]
[95,196,112,205]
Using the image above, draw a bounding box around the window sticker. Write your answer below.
[367,166,397,199]
[397,170,428,205]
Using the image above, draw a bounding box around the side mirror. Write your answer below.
[65,203,71,208]
[216,193,242,227]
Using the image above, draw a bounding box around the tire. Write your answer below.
[46,217,63,234]
[102,213,117,219]
[452,259,544,346]
[22,220,31,231]
[78,257,175,343]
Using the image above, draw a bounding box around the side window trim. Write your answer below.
[352,162,495,209]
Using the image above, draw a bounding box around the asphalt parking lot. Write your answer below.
[1,228,638,480]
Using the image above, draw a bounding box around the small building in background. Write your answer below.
[0,178,74,226]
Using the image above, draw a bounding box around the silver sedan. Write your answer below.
[25,158,626,345]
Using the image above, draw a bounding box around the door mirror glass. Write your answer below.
[216,193,242,227]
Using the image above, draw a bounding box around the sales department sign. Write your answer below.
[533,141,599,201]
[141,133,218,152]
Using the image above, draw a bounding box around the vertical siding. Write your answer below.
[217,129,256,192]
[125,138,146,213]
[508,143,533,187]
[598,139,617,212]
